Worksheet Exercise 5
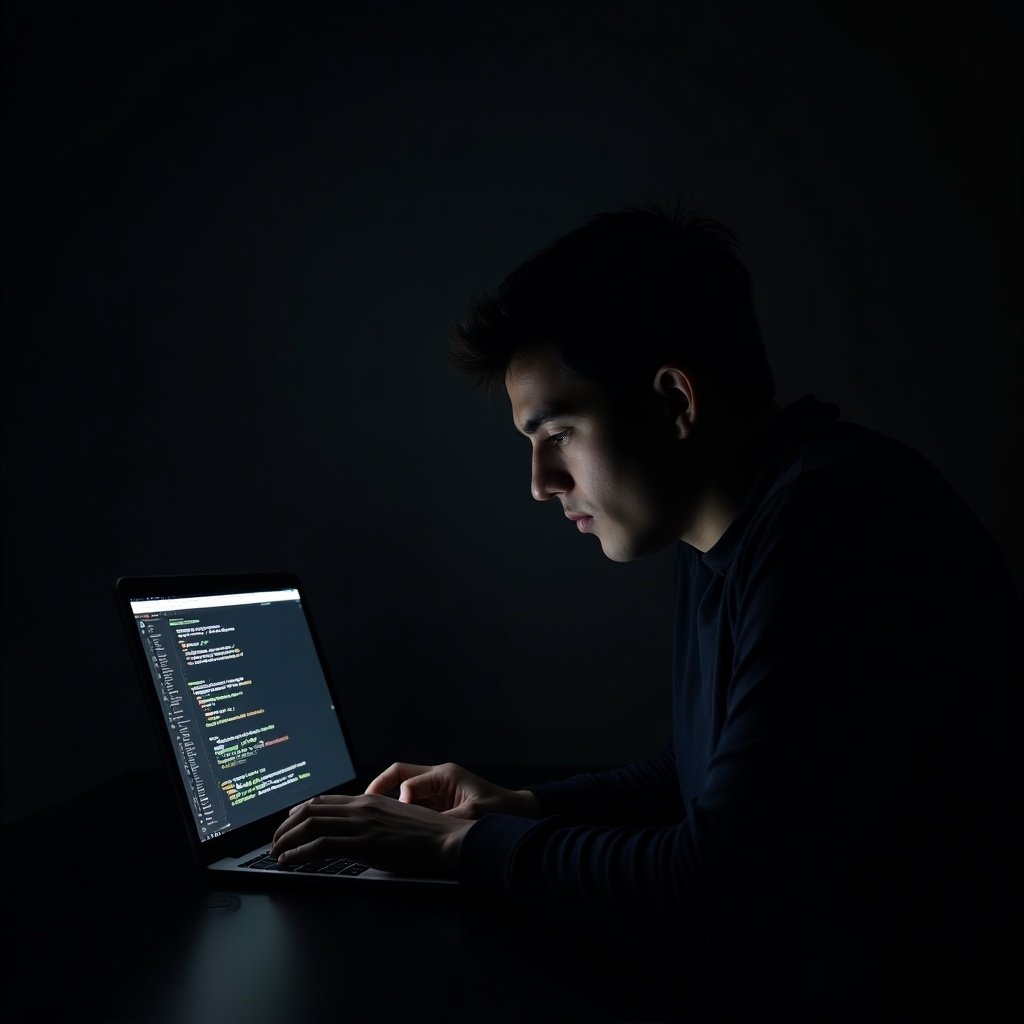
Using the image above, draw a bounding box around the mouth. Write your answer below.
[565,511,594,534]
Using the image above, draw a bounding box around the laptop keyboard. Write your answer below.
[241,851,370,876]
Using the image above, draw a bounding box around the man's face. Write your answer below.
[506,347,688,562]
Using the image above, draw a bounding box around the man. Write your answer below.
[271,204,1021,1018]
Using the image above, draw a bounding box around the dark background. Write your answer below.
[2,0,1020,824]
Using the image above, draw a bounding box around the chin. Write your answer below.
[601,548,635,564]
[598,529,672,563]
[597,536,642,563]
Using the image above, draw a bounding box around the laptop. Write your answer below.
[115,571,457,887]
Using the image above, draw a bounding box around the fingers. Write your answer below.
[278,796,313,844]
[398,769,451,806]
[365,762,454,811]
[271,813,359,864]
[364,762,434,796]
[269,792,464,874]
[277,794,347,842]
[287,792,338,817]
[271,796,364,862]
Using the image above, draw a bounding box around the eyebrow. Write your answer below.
[519,403,577,436]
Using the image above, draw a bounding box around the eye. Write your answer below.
[548,430,570,448]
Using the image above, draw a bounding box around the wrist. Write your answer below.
[442,818,475,875]
[513,788,542,818]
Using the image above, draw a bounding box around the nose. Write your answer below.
[531,447,572,502]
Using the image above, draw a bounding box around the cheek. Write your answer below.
[581,422,669,517]
[625,453,681,524]
[595,457,660,518]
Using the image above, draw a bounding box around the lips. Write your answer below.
[565,511,594,533]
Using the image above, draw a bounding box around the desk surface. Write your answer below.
[3,767,731,1024]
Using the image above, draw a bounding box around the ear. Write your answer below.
[652,366,697,439]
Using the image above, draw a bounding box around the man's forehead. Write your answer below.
[505,345,564,387]
[505,350,615,436]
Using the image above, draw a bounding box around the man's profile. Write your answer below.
[271,202,1021,1019]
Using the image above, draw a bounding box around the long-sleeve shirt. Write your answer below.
[458,396,1022,1017]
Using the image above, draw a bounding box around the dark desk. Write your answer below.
[3,768,725,1024]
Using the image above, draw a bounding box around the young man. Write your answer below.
[271,205,1021,1018]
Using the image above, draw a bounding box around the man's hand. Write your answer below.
[364,762,542,820]
[270,793,473,877]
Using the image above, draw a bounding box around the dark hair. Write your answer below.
[448,200,775,406]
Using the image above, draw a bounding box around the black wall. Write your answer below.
[2,1,1020,823]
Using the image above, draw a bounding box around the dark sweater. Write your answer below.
[460,397,1022,1018]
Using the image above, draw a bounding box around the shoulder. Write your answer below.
[749,410,971,541]
[729,410,1016,613]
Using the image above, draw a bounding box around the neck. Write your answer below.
[680,399,781,553]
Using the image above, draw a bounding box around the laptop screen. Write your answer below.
[128,583,357,844]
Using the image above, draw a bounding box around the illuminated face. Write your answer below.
[506,347,690,562]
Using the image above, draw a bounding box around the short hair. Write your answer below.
[448,201,775,406]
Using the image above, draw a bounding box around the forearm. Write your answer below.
[527,745,682,825]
